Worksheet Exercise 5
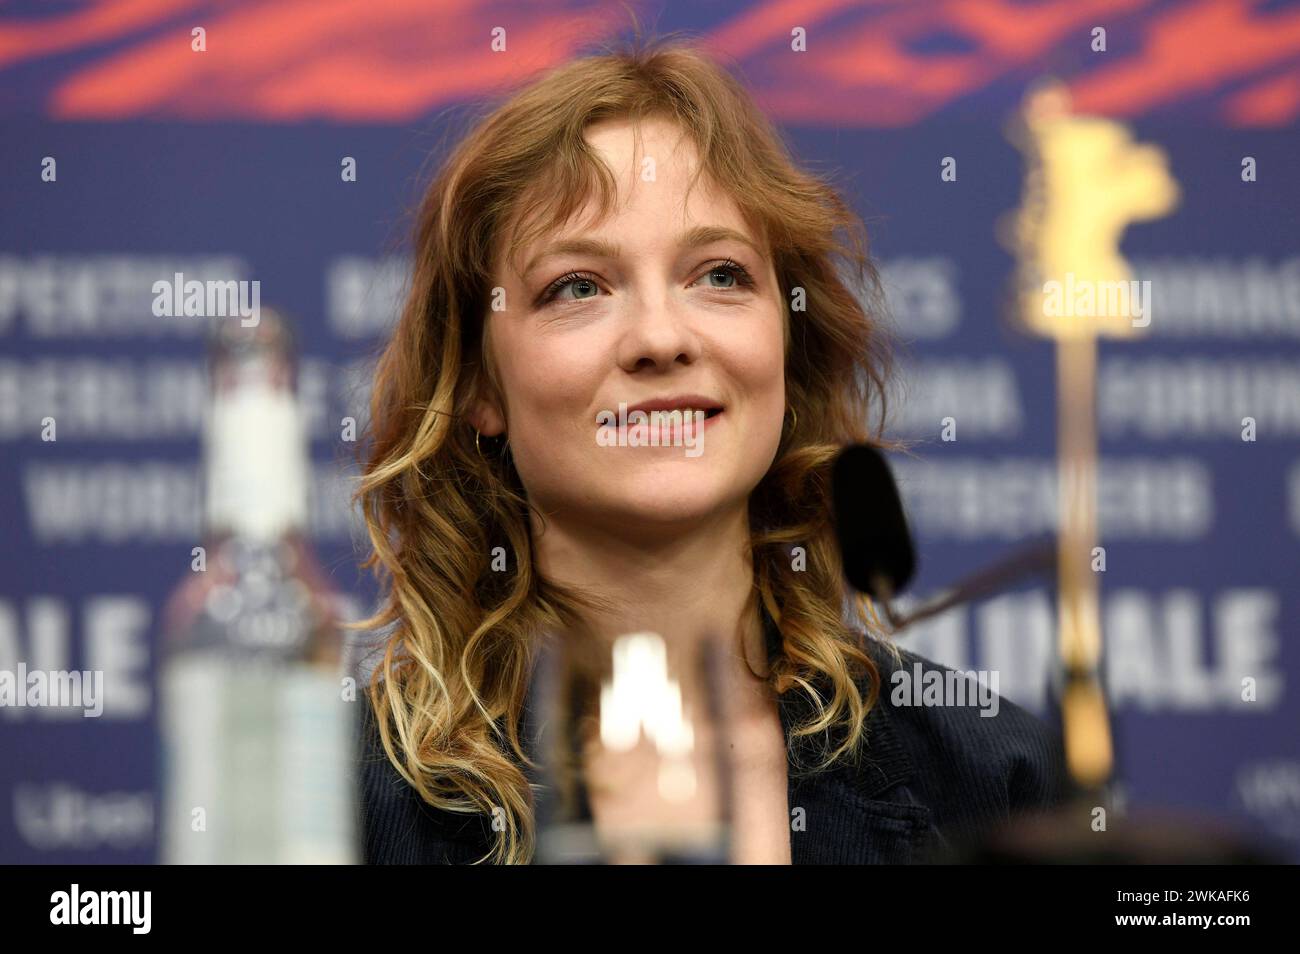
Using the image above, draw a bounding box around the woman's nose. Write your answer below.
[616,290,702,371]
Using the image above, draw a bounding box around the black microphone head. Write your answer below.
[831,444,917,600]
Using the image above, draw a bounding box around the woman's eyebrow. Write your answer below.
[520,225,762,280]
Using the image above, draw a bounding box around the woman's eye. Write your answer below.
[540,273,600,306]
[562,278,599,301]
[705,267,736,288]
[697,260,755,291]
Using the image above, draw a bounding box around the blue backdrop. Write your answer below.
[2,0,1298,862]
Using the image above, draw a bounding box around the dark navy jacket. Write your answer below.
[355,624,1071,864]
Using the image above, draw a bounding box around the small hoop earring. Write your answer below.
[475,428,504,460]
[786,406,799,433]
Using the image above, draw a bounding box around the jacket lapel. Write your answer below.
[780,677,944,864]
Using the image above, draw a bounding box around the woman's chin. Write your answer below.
[596,479,737,528]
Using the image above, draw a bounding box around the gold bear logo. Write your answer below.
[1004,80,1181,340]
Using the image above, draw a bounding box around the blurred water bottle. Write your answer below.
[158,310,357,864]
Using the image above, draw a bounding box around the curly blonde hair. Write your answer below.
[355,31,900,864]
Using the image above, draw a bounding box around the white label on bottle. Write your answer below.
[204,382,309,541]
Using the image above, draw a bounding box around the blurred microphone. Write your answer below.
[832,444,1054,631]
[831,444,917,602]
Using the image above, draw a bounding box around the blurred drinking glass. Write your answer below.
[528,629,734,864]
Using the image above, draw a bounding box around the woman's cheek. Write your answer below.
[503,380,597,484]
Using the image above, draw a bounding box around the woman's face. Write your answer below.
[477,116,786,533]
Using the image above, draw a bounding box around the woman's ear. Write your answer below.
[468,333,506,437]
[468,396,506,438]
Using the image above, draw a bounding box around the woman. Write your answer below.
[353,36,1067,865]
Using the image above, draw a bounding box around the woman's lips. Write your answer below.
[594,406,724,444]
[642,408,722,438]
[623,395,724,417]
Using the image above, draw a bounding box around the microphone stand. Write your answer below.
[879,538,1056,632]
[869,85,1280,861]
[833,441,1280,862]
[876,541,1281,863]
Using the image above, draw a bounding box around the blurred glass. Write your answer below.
[528,629,735,864]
